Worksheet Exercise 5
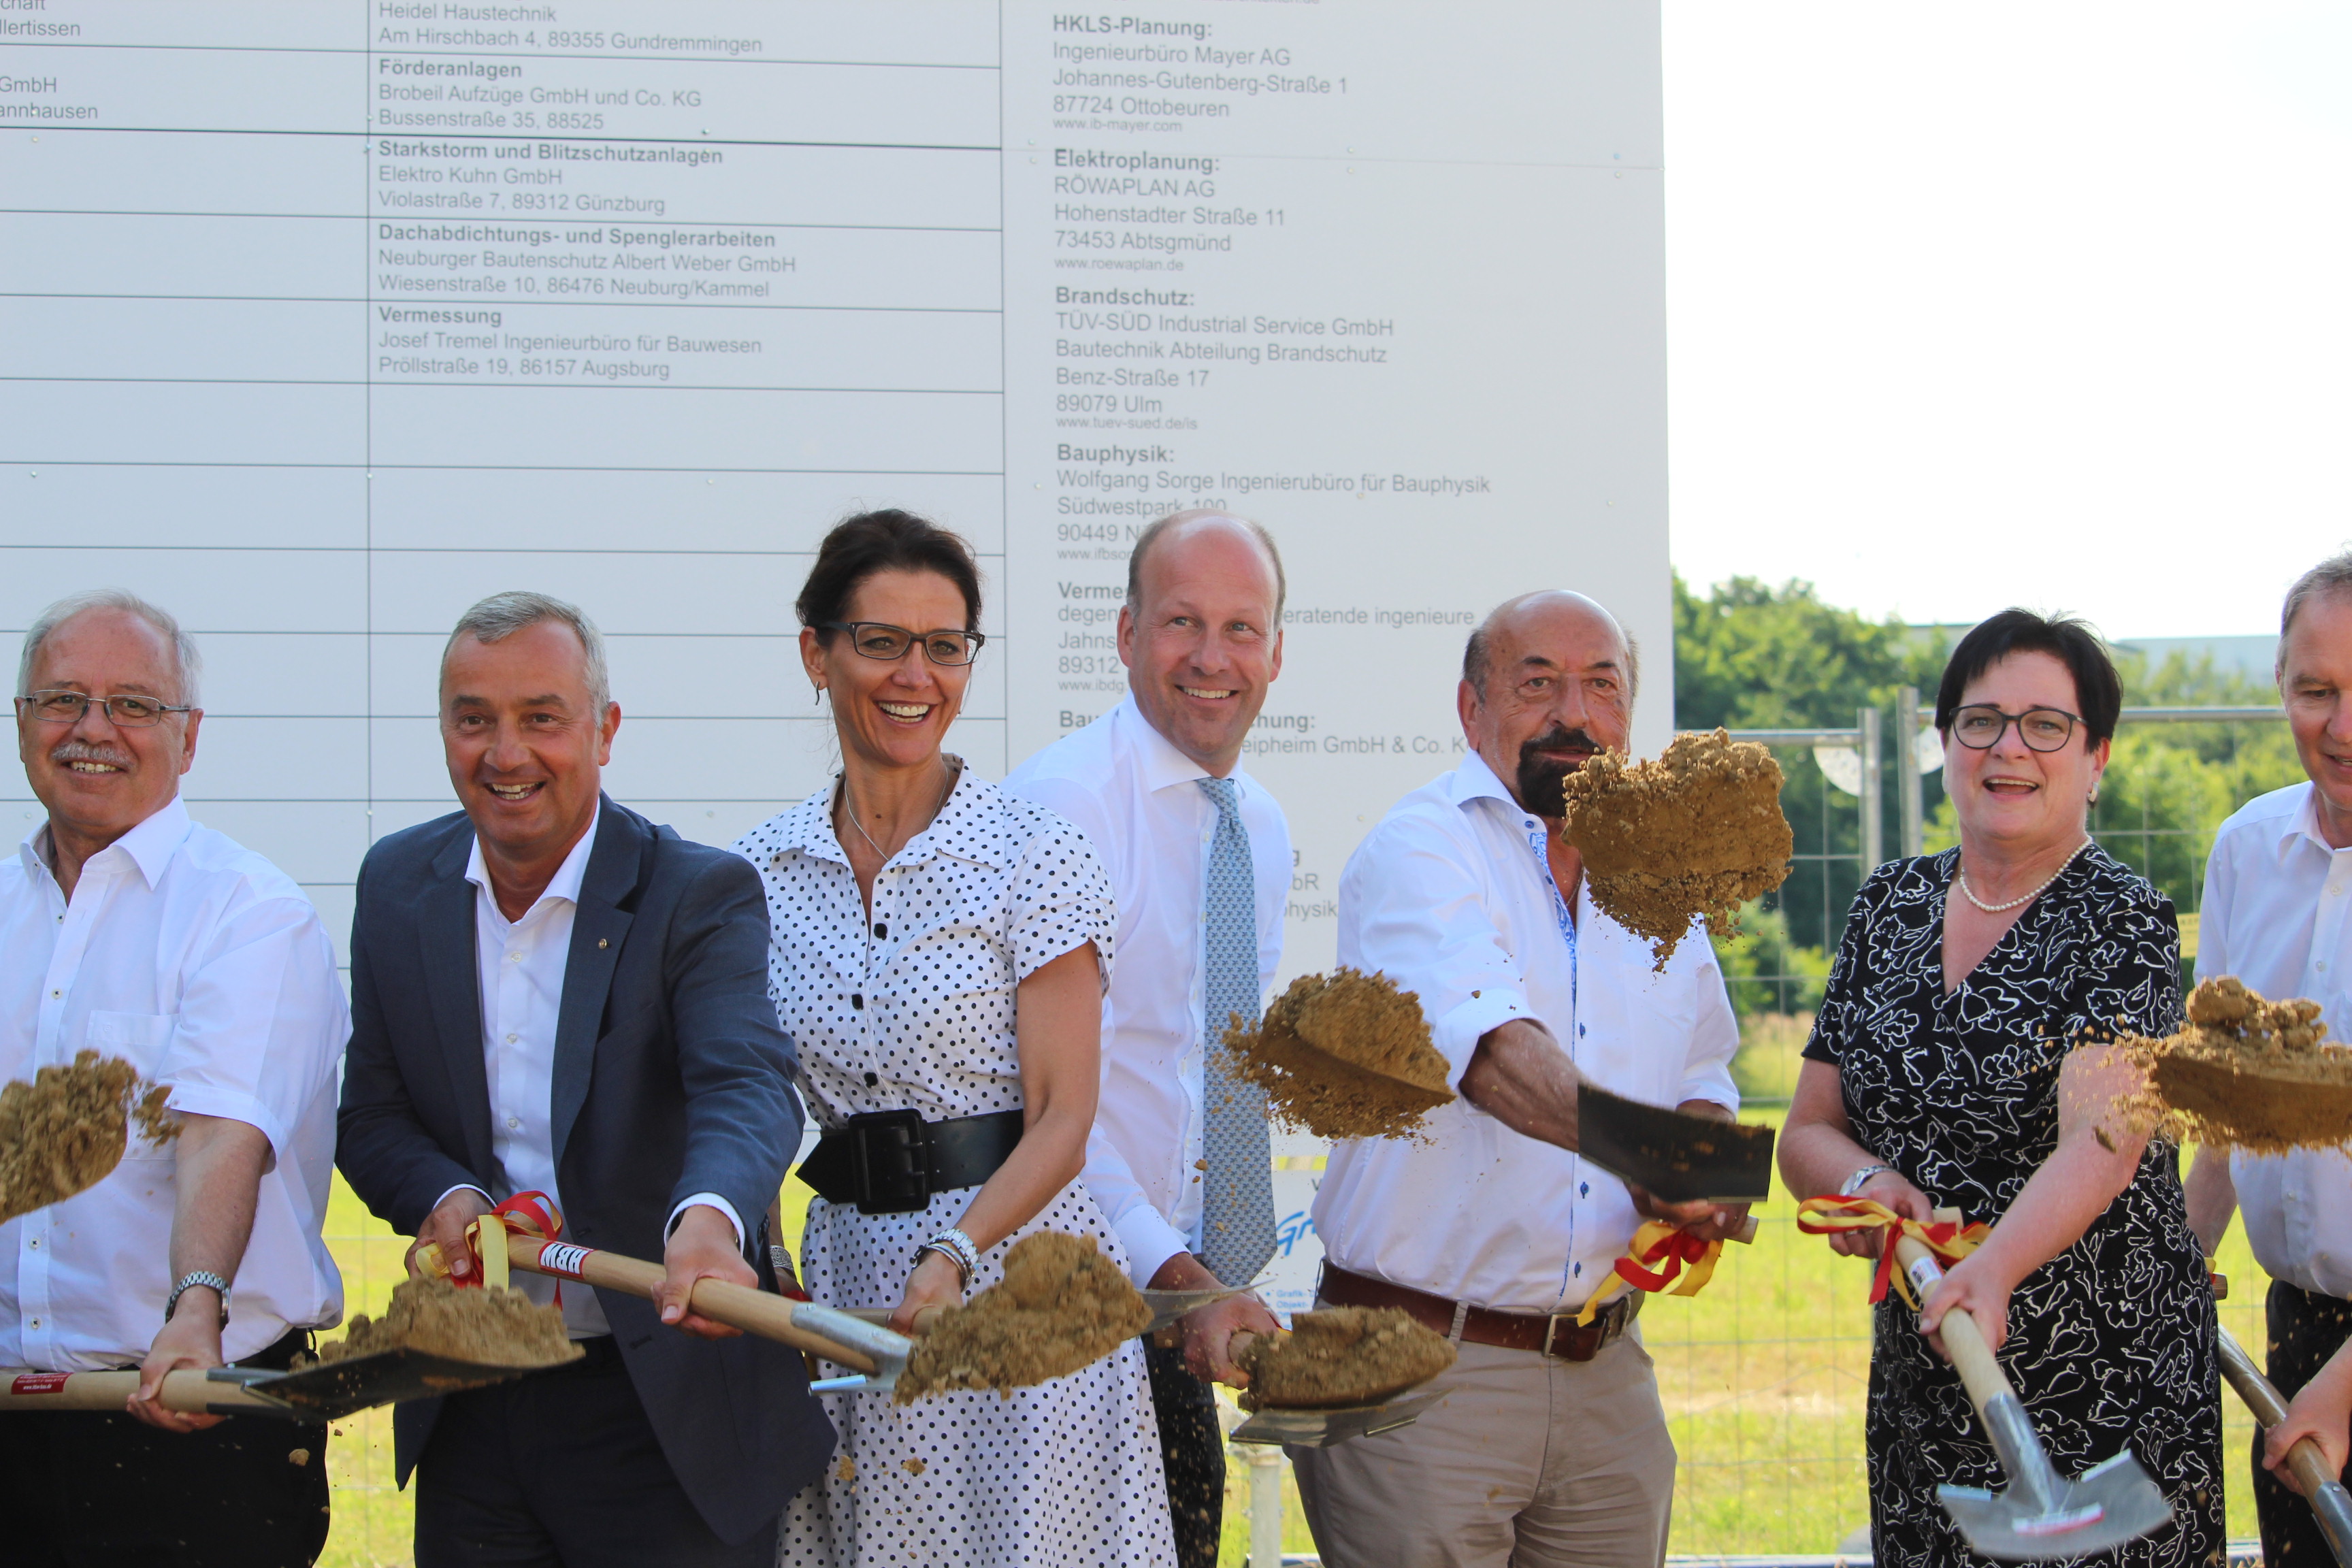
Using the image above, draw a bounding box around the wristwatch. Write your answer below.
[1838,1164,1896,1199]
[165,1270,232,1329]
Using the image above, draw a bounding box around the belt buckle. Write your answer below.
[846,1109,931,1214]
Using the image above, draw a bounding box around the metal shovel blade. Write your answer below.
[1936,1450,2173,1562]
[1139,1287,1245,1335]
[1229,1389,1443,1448]
[231,1348,557,1421]
[1575,1084,1774,1204]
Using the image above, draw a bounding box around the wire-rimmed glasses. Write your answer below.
[16,689,194,728]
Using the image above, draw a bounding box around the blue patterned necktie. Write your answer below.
[1197,777,1275,1286]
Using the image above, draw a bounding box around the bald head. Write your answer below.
[1463,591,1637,702]
[1126,509,1286,618]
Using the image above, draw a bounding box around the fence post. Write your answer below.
[1250,1446,1285,1568]
[1858,706,1883,873]
[1896,685,1923,859]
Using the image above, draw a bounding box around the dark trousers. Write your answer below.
[0,1326,329,1568]
[414,1335,776,1568]
[2257,1279,2352,1566]
[1147,1338,1226,1568]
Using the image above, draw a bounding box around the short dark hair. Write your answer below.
[796,510,983,638]
[1933,608,2121,743]
[1125,509,1286,618]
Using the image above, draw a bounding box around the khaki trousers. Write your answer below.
[1289,1326,1676,1568]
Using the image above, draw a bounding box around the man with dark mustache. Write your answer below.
[0,591,348,1567]
[1292,589,1750,1568]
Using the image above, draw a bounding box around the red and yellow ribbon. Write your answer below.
[1794,1195,1989,1309]
[420,1191,565,1296]
[1573,1220,1726,1326]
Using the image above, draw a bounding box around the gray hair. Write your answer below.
[2280,551,2352,679]
[1126,508,1288,619]
[18,589,202,707]
[443,591,611,713]
[1462,597,1640,704]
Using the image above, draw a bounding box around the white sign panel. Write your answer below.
[2,1,1668,977]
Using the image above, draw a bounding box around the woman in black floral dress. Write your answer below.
[1782,610,2221,1567]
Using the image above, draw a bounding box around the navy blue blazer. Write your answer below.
[336,796,832,1544]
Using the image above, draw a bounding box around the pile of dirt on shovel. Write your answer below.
[2110,977,2352,1155]
[306,1277,581,1369]
[0,1050,177,1227]
[894,1231,1151,1403]
[1235,1307,1456,1411]
[1222,968,1454,1141]
[1561,730,1793,970]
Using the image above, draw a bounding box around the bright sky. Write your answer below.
[1662,2,2352,638]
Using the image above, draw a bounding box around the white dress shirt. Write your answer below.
[0,798,346,1369]
[1313,752,1742,1314]
[459,809,738,1339]
[2200,782,2352,1298]
[1003,696,1290,1286]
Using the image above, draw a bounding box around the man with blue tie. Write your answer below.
[1004,509,1292,1568]
[336,591,831,1567]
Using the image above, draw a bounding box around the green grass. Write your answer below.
[320,1109,2278,1566]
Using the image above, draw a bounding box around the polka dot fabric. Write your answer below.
[736,765,1178,1568]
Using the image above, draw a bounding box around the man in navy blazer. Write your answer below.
[338,591,830,1565]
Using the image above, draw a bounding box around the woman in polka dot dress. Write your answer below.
[737,511,1178,1567]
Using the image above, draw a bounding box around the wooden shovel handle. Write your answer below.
[1891,1232,2015,1416]
[2219,1327,2346,1503]
[503,1237,882,1373]
[0,1367,287,1416]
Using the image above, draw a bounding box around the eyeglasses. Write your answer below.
[817,623,985,666]
[1949,704,2080,753]
[16,689,193,728]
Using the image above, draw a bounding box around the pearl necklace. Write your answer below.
[1956,837,2091,914]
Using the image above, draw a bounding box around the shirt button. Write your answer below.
[504,1033,517,1045]
[506,1115,521,1130]
[50,990,59,998]
[873,922,887,939]
[863,1071,879,1087]
[27,1318,38,1330]
[851,994,864,1010]
[27,1237,38,1250]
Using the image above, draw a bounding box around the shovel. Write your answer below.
[2217,1324,2352,1566]
[1576,1083,1774,1205]
[1220,1328,1449,1448]
[1893,1231,2172,1558]
[427,1233,918,1394]
[0,1348,551,1422]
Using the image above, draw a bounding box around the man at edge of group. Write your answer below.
[0,590,348,1567]
[1291,589,1748,1568]
[1003,508,1292,1567]
[2188,551,2352,1567]
[336,591,830,1566]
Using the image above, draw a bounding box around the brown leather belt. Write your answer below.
[1319,1262,1639,1362]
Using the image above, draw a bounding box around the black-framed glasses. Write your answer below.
[16,689,193,728]
[1949,704,2080,753]
[818,623,985,666]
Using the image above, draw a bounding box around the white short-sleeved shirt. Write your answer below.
[1002,696,1290,1286]
[1313,753,1742,1315]
[733,765,1115,1128]
[0,798,348,1369]
[2200,781,2352,1298]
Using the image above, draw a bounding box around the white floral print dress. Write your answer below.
[736,766,1178,1568]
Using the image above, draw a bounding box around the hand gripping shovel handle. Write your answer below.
[0,1367,284,1417]
[493,1235,894,1375]
[2217,1326,2352,1566]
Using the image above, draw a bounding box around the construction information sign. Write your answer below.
[1,2,1669,975]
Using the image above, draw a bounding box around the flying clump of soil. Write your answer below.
[307,1277,581,1369]
[0,1050,178,1227]
[1223,968,1454,1142]
[1561,730,1794,969]
[894,1231,1150,1403]
[2110,977,2352,1155]
[1235,1307,1456,1411]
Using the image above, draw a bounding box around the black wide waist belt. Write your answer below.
[798,1107,1024,1214]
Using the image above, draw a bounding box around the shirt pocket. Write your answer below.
[82,1011,177,1160]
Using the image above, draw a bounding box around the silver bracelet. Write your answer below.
[165,1270,232,1328]
[1838,1164,1897,1199]
[919,1228,980,1290]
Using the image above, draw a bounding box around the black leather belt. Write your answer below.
[798,1107,1024,1214]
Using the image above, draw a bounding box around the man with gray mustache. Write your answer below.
[0,590,348,1567]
